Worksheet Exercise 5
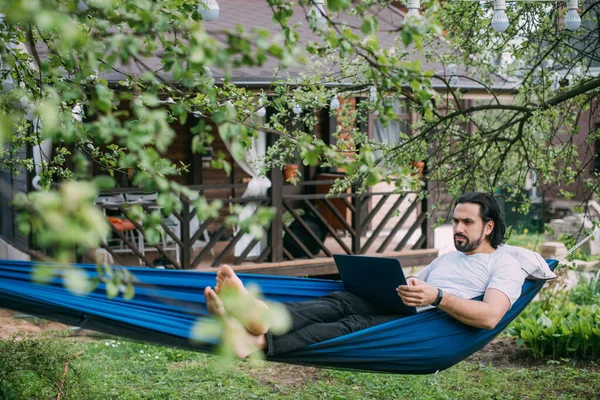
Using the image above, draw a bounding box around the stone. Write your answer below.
[541,241,568,260]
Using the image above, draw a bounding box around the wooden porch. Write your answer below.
[111,237,437,277]
[93,172,437,277]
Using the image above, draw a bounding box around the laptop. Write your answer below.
[333,254,418,315]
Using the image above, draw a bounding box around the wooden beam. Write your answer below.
[194,248,438,277]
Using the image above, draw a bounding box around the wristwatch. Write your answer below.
[432,288,443,307]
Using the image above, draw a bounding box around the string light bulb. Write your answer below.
[256,98,266,117]
[448,64,459,87]
[1,74,14,93]
[198,0,219,22]
[369,86,377,103]
[491,0,509,32]
[564,0,581,31]
[551,72,560,92]
[72,103,84,122]
[308,0,327,29]
[405,0,420,19]
[330,95,340,110]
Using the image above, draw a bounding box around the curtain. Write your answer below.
[223,116,270,258]
[373,99,408,161]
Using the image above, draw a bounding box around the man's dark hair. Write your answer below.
[455,192,507,249]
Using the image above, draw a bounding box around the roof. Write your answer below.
[31,0,516,92]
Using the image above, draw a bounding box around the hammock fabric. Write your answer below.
[0,259,557,374]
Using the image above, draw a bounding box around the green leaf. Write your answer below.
[327,0,351,12]
[144,227,161,245]
[360,16,378,35]
[94,175,116,190]
[106,281,118,299]
[123,283,135,301]
[64,267,90,296]
[32,265,57,284]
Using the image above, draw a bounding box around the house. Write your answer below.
[6,1,587,275]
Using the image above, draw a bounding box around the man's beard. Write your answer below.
[454,230,486,253]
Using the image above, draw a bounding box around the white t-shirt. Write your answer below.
[415,250,524,312]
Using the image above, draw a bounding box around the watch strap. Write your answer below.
[432,288,443,307]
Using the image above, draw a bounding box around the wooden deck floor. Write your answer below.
[109,234,437,277]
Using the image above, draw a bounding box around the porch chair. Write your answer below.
[125,193,181,264]
[95,194,144,261]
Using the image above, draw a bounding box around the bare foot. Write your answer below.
[204,286,225,317]
[215,264,247,296]
[222,316,267,359]
[215,265,271,336]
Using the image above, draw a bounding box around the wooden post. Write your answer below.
[269,168,283,262]
[421,179,435,249]
[181,198,191,269]
[352,189,361,254]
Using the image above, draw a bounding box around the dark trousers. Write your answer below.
[266,291,401,356]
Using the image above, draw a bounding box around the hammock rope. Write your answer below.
[0,259,557,374]
[558,226,600,262]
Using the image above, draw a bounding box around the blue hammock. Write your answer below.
[0,259,557,374]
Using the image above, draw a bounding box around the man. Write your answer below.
[204,192,524,358]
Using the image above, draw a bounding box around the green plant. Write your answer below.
[569,273,600,306]
[0,334,82,400]
[507,272,600,360]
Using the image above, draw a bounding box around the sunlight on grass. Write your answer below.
[506,231,545,252]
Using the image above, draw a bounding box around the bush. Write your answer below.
[507,272,600,360]
[0,334,81,399]
[569,275,600,306]
[507,301,600,360]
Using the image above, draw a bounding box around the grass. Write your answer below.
[1,333,599,400]
[506,231,546,253]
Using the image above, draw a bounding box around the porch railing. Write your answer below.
[97,171,432,269]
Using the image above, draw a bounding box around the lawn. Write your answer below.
[1,332,599,400]
[506,232,546,253]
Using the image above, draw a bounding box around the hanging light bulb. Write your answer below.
[72,103,84,122]
[256,106,266,117]
[25,103,36,121]
[198,0,219,22]
[255,98,266,117]
[551,72,560,92]
[292,104,302,115]
[491,0,509,32]
[564,0,581,31]
[330,95,340,110]
[19,96,28,109]
[448,64,459,87]
[369,86,377,103]
[405,0,421,19]
[308,0,327,29]
[1,74,14,93]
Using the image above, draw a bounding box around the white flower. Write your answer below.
[140,350,144,354]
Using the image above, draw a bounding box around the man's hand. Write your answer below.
[396,278,439,307]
